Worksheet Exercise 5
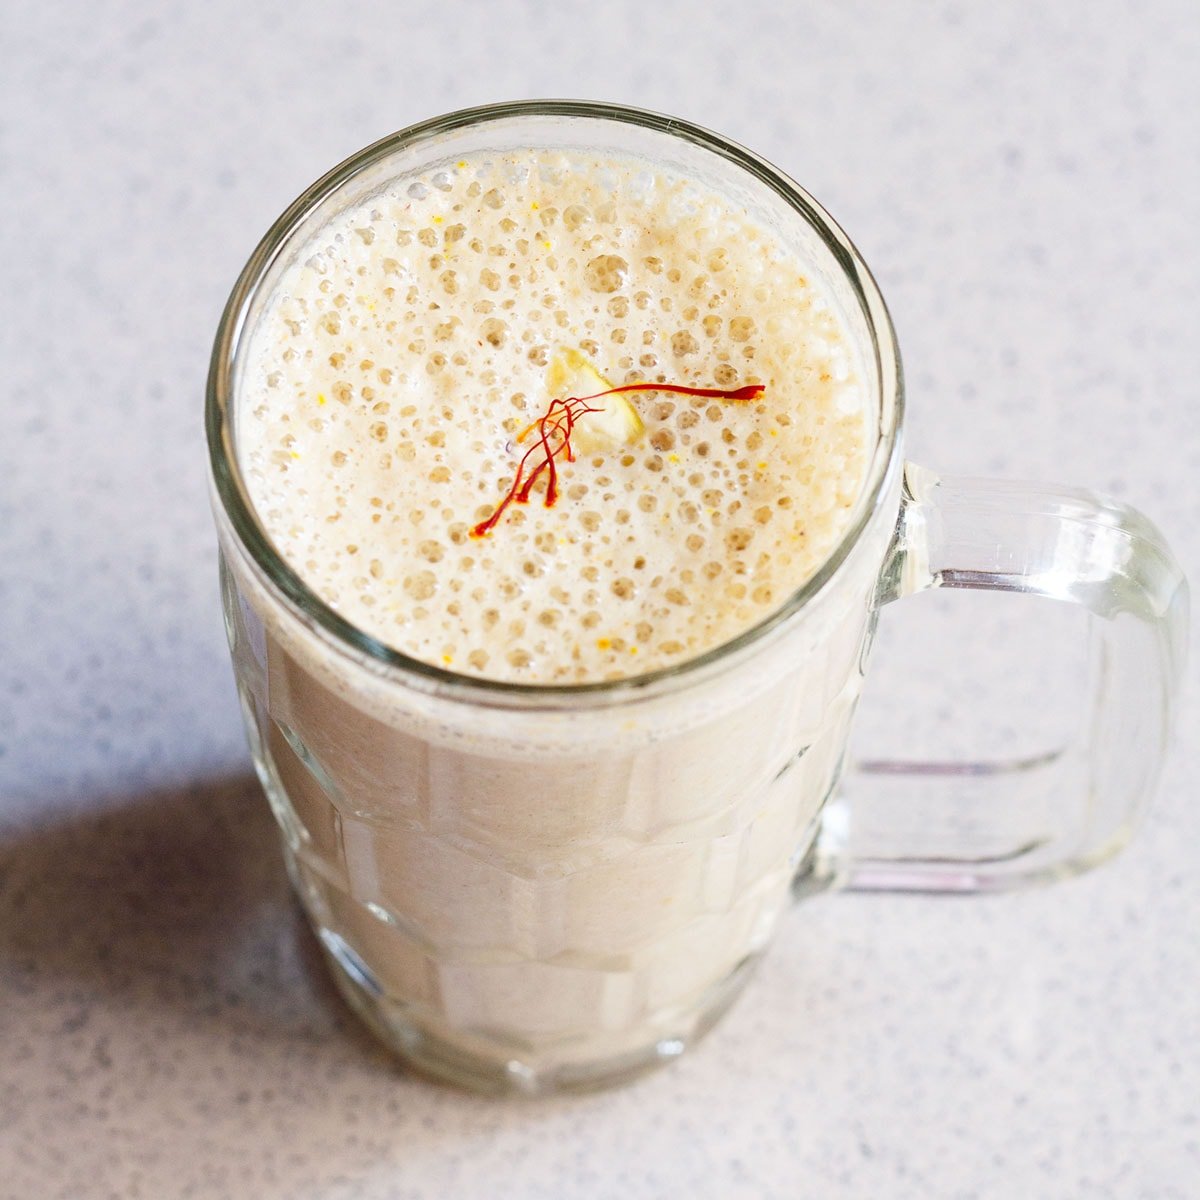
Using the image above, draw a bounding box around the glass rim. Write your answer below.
[206,98,904,704]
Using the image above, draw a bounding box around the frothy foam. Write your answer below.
[238,151,868,682]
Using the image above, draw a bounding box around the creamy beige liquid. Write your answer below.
[239,152,867,682]
[228,147,875,1083]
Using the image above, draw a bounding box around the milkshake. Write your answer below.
[215,121,887,1091]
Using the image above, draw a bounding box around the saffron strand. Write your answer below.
[470,380,764,538]
[577,382,764,404]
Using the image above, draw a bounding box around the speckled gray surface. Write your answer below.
[2,2,1197,1197]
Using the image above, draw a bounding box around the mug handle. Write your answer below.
[806,462,1188,894]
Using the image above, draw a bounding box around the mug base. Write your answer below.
[305,902,760,1097]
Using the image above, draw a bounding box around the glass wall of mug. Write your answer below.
[208,103,902,1094]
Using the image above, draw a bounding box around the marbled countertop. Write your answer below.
[3,2,1197,1196]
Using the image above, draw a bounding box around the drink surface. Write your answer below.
[238,150,868,682]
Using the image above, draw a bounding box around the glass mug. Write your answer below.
[207,101,1187,1095]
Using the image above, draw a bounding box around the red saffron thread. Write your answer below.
[470,380,765,538]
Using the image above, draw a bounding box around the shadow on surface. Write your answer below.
[0,776,600,1196]
[0,775,384,1063]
